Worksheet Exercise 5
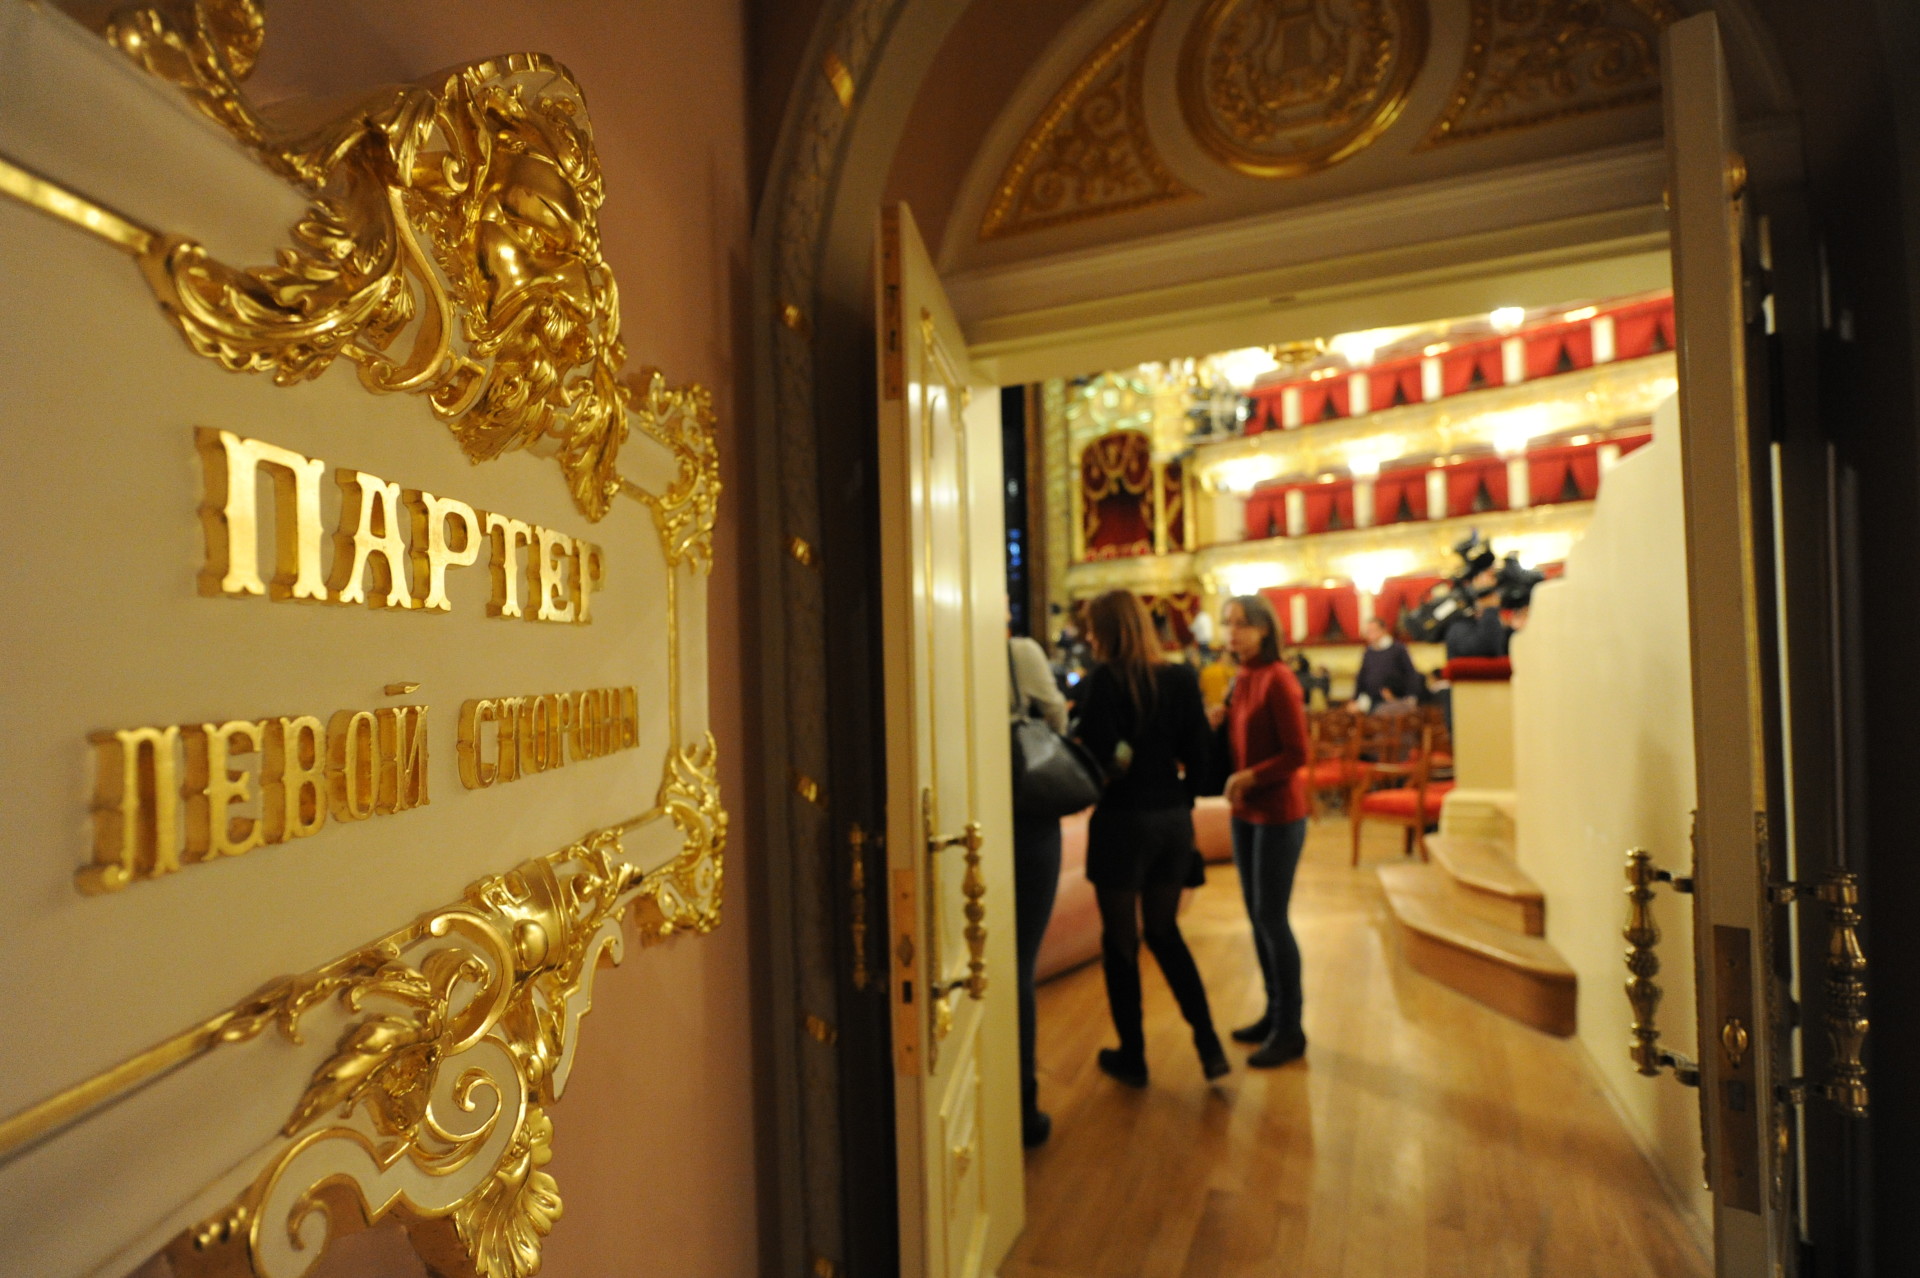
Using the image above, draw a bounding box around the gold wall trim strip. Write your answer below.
[0,795,686,1168]
[0,150,155,254]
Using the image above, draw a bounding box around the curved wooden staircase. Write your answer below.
[1376,792,1576,1036]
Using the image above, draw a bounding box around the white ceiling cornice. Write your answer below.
[947,141,1667,328]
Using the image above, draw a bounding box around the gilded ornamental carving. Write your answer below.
[162,800,724,1278]
[1423,0,1679,147]
[103,0,643,521]
[979,0,1192,241]
[1177,0,1428,178]
[0,3,731,1274]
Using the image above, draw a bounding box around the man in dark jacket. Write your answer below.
[1353,615,1421,711]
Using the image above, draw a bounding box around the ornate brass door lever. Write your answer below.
[1624,847,1701,1086]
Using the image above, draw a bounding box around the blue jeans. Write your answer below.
[1231,816,1307,1036]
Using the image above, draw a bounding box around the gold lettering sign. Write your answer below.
[197,429,605,622]
[0,5,728,1276]
[457,688,640,790]
[83,702,430,894]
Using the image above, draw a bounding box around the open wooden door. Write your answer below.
[1654,12,1868,1275]
[875,203,1025,1278]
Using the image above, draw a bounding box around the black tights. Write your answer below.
[1096,881,1221,1060]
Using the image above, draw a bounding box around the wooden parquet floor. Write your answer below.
[1000,818,1712,1278]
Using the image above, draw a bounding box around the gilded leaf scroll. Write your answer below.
[1422,0,1680,147]
[161,777,723,1278]
[101,0,663,522]
[979,0,1192,241]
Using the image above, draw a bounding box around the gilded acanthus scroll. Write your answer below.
[0,2,725,1275]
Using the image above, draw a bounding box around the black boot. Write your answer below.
[1230,1016,1272,1044]
[1097,1047,1149,1088]
[1246,1026,1308,1068]
[1196,1031,1230,1080]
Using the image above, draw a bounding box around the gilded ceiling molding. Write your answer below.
[1177,0,1428,179]
[978,0,1193,242]
[85,0,659,522]
[1421,0,1679,148]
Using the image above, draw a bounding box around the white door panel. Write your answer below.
[877,202,1023,1278]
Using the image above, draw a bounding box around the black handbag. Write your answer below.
[1008,647,1102,819]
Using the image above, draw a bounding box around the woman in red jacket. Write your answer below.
[1220,594,1313,1066]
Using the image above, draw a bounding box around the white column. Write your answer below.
[1420,356,1443,402]
[1214,491,1247,543]
[1284,488,1306,538]
[1354,480,1375,529]
[1599,443,1622,474]
[1357,590,1375,630]
[1501,337,1526,386]
[1349,372,1371,416]
[1592,315,1617,364]
[1426,468,1448,520]
[1506,456,1531,509]
[1281,386,1303,429]
[1288,593,1309,644]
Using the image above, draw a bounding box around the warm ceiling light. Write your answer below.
[1422,343,1448,357]
[1563,306,1599,322]
[1570,434,1592,445]
[1490,306,1527,333]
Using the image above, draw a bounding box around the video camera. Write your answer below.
[1402,531,1545,646]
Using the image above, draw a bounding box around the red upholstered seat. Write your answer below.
[1308,759,1365,787]
[1359,781,1455,819]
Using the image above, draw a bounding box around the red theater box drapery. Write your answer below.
[1081,429,1153,559]
[1242,294,1677,435]
[1446,457,1510,514]
[1374,576,1448,628]
[1263,584,1362,645]
[1244,480,1362,540]
[1245,483,1288,539]
[1139,591,1200,648]
[1368,360,1424,410]
[1371,470,1429,524]
[1613,297,1676,359]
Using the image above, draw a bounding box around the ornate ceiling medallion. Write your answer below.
[979,0,1193,242]
[1422,0,1679,148]
[1177,0,1428,179]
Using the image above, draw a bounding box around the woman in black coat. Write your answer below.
[1075,589,1229,1087]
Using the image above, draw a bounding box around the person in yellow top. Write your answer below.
[1198,644,1234,712]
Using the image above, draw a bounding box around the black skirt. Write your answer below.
[1085,805,1205,891]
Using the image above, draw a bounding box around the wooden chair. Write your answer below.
[1350,718,1455,865]
[1303,708,1361,817]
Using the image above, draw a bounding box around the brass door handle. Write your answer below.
[1624,847,1701,1087]
[1773,871,1871,1119]
[1815,873,1870,1118]
[924,814,988,1004]
[919,793,989,1069]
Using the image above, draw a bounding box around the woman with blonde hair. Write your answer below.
[1219,594,1312,1066]
[1075,589,1228,1087]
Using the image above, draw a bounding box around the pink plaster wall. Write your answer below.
[74,2,766,1275]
